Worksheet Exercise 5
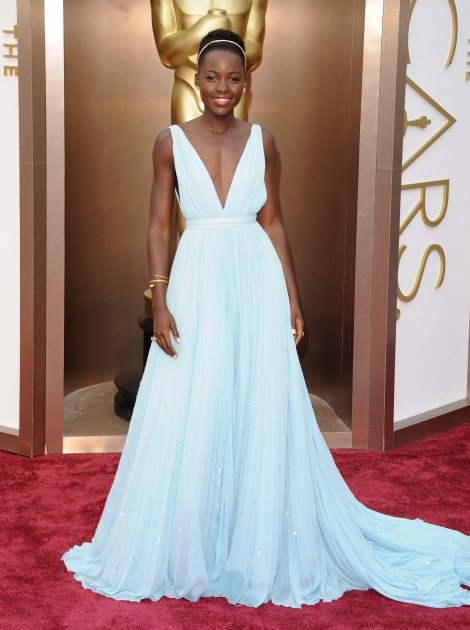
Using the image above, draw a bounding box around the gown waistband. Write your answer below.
[184,214,257,229]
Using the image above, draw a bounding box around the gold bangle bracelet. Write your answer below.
[149,279,168,287]
[152,274,169,279]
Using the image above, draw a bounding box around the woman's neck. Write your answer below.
[200,110,237,135]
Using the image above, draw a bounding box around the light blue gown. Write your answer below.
[62,123,470,608]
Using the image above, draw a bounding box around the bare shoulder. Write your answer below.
[259,125,277,161]
[152,127,173,164]
[153,127,172,151]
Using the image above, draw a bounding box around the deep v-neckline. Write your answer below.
[176,124,254,211]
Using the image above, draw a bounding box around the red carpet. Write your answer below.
[1,424,469,630]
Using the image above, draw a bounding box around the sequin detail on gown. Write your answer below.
[61,123,470,608]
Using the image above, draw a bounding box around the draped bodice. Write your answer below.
[169,123,267,221]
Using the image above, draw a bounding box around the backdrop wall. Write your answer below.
[0,1,20,431]
[64,0,365,427]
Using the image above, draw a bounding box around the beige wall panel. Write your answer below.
[64,0,174,393]
[64,0,364,428]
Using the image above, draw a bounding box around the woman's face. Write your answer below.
[196,49,246,116]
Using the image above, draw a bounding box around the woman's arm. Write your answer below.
[257,128,305,345]
[147,128,180,357]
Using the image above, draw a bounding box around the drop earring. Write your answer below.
[243,86,246,93]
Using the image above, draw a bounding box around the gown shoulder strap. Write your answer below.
[167,126,182,204]
[168,124,178,146]
[253,122,265,166]
[167,125,182,168]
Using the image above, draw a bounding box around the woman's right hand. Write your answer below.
[152,305,180,358]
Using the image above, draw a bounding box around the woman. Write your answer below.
[62,29,470,609]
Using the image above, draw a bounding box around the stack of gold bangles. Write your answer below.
[149,275,169,343]
[149,274,169,289]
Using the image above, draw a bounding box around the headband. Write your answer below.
[197,39,247,70]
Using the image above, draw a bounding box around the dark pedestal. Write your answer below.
[114,309,153,422]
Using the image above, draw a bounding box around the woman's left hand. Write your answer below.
[290,300,305,346]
